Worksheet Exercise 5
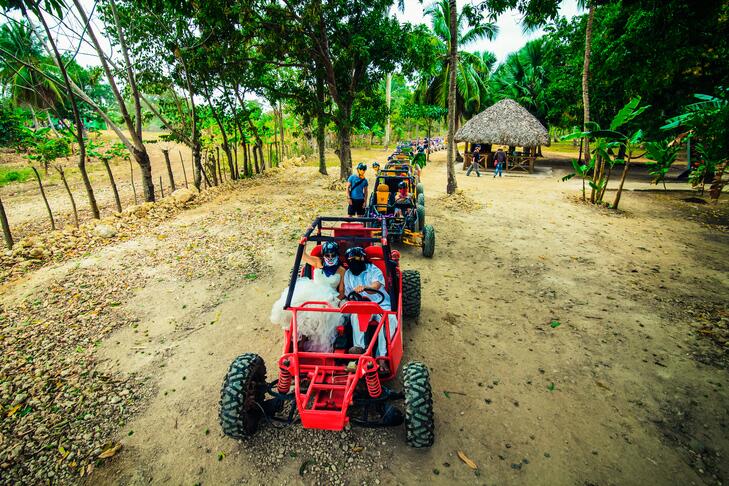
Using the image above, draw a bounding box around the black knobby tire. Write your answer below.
[403,361,434,448]
[416,204,425,231]
[402,269,421,318]
[416,183,424,198]
[219,353,267,439]
[417,193,425,207]
[422,224,435,258]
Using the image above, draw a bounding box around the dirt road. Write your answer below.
[2,151,728,485]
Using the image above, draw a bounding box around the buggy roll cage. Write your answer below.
[283,216,395,310]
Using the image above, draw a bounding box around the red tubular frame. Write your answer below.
[279,286,403,430]
[276,218,404,430]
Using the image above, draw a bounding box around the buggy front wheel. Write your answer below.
[422,225,435,258]
[403,361,434,448]
[402,270,421,318]
[416,204,425,231]
[219,353,267,439]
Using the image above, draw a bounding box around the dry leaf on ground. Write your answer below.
[457,450,478,469]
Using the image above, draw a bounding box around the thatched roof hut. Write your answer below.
[455,99,550,147]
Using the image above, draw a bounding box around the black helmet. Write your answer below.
[322,241,339,257]
[372,161,380,168]
[345,246,366,261]
[356,162,367,171]
[398,181,407,189]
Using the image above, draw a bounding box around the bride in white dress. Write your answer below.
[270,242,346,352]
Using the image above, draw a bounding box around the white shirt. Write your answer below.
[344,264,391,310]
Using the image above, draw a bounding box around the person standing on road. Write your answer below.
[466,145,482,177]
[494,147,506,178]
[347,162,369,216]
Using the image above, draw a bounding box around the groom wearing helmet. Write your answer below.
[343,246,397,374]
[346,163,369,216]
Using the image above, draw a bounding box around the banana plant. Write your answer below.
[612,129,646,209]
[645,139,680,190]
[561,157,595,201]
[562,97,650,205]
[661,89,728,201]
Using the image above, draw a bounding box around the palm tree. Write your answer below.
[490,38,548,121]
[418,0,498,129]
[0,21,62,126]
[445,0,459,195]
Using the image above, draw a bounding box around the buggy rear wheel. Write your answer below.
[219,353,267,439]
[417,193,425,207]
[422,224,435,258]
[402,269,421,318]
[403,361,434,448]
[416,183,424,198]
[416,204,425,231]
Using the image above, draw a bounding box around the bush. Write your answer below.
[0,101,30,148]
[0,166,34,186]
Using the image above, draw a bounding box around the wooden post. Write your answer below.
[159,176,164,198]
[32,167,55,230]
[56,166,79,227]
[101,158,122,213]
[179,150,189,188]
[162,149,176,191]
[0,195,13,249]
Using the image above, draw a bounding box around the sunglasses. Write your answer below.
[323,253,337,258]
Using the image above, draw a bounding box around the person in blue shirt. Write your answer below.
[343,247,397,374]
[346,162,369,216]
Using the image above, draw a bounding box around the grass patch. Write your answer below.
[0,166,34,186]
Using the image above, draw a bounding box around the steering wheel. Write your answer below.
[346,288,385,305]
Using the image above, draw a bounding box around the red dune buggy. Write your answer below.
[219,217,434,447]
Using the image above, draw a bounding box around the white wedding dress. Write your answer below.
[270,268,343,352]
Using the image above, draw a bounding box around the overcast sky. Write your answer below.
[396,0,581,64]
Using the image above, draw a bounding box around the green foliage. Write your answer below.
[490,38,548,123]
[0,166,33,186]
[563,97,649,204]
[661,88,729,197]
[25,132,70,168]
[0,100,31,147]
[645,139,679,188]
[415,0,497,120]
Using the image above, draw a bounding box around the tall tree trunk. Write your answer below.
[583,1,595,200]
[132,148,155,201]
[233,142,239,177]
[192,143,202,189]
[338,121,353,180]
[243,139,250,177]
[32,167,55,230]
[101,158,123,212]
[258,141,266,171]
[278,103,285,164]
[384,72,392,150]
[0,196,13,249]
[446,0,459,195]
[56,166,79,227]
[162,149,176,191]
[315,69,328,175]
[253,144,260,174]
[179,150,189,188]
[278,102,286,162]
[216,148,223,182]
